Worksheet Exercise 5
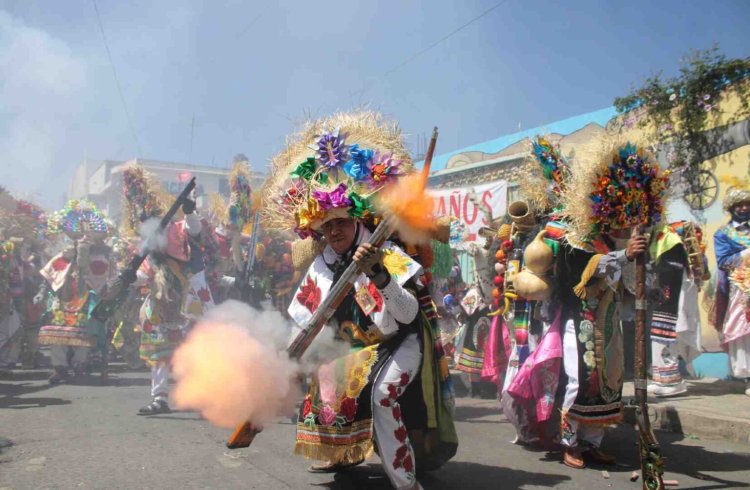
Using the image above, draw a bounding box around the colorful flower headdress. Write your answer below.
[519,135,571,214]
[262,111,413,239]
[226,161,253,231]
[48,199,109,239]
[121,165,167,238]
[561,140,670,239]
[0,189,49,242]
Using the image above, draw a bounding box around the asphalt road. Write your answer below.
[2,361,750,490]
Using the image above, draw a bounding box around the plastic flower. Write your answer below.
[368,151,403,185]
[295,198,325,231]
[348,192,373,219]
[312,183,352,210]
[343,144,373,181]
[315,128,349,167]
[291,157,317,181]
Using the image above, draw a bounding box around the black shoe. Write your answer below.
[138,399,171,415]
[49,367,67,385]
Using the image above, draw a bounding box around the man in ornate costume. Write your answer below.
[120,166,213,414]
[264,112,457,489]
[0,195,47,372]
[554,141,668,469]
[36,200,113,383]
[714,187,750,395]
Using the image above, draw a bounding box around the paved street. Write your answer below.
[2,362,750,490]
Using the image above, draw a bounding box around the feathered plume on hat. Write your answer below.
[722,186,750,212]
[560,138,670,240]
[519,135,571,214]
[47,199,108,240]
[226,160,253,232]
[121,165,167,238]
[261,111,413,239]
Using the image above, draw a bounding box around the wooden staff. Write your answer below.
[633,226,664,490]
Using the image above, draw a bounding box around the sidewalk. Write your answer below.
[622,378,750,445]
[451,371,750,445]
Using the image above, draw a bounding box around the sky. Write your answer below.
[0,0,748,208]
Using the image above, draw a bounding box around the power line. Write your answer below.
[351,0,511,100]
[91,0,142,156]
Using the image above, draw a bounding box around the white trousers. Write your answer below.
[151,362,170,400]
[49,345,90,368]
[561,319,604,449]
[729,335,750,379]
[373,333,422,490]
[0,311,22,365]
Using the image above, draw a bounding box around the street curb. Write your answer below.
[622,403,750,445]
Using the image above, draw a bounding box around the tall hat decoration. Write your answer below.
[47,199,108,240]
[519,135,571,214]
[121,165,166,238]
[0,187,48,242]
[226,157,253,233]
[262,111,417,240]
[561,140,670,241]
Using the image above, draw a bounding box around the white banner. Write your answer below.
[431,180,508,241]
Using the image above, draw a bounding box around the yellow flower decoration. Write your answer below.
[382,249,412,278]
[344,346,378,398]
[295,198,325,230]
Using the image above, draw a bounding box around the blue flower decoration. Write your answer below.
[343,144,373,181]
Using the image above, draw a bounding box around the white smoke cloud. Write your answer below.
[0,10,87,202]
[172,299,350,429]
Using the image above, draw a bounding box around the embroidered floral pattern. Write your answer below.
[377,371,414,476]
[296,276,322,313]
[340,396,358,422]
[318,404,337,426]
[382,249,412,278]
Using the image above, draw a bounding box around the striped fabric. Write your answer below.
[652,364,682,385]
[38,325,96,348]
[651,312,678,341]
[457,348,484,373]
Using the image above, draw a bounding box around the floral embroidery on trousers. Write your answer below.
[373,333,421,489]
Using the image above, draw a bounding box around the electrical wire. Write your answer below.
[91,0,142,156]
[351,0,511,100]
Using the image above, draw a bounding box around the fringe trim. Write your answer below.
[293,439,374,465]
[573,254,603,300]
[38,336,96,348]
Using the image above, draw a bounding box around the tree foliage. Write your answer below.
[614,46,750,172]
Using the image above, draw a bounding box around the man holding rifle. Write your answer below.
[260,112,457,490]
[111,166,207,415]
